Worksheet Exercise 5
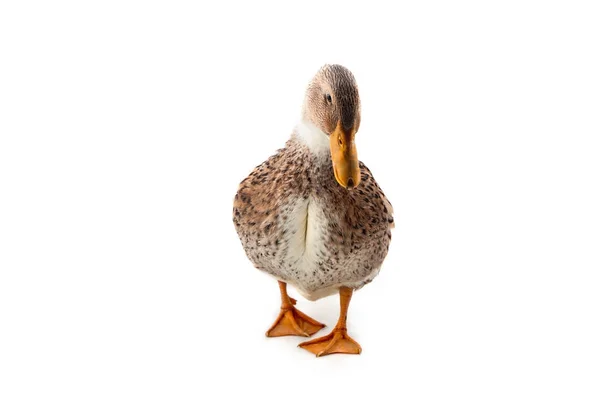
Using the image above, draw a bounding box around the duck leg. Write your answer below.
[298,287,362,356]
[265,281,325,337]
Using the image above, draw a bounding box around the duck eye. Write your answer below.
[326,94,332,104]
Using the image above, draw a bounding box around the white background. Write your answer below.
[1,1,599,399]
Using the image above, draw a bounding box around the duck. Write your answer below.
[232,64,394,356]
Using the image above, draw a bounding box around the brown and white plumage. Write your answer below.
[233,137,393,300]
[232,64,394,355]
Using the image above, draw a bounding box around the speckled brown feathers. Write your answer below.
[233,136,393,300]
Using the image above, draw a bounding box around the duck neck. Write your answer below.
[290,121,338,188]
[294,119,331,162]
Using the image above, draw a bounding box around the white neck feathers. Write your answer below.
[295,119,330,155]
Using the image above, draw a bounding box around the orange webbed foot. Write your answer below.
[266,306,325,337]
[298,328,362,356]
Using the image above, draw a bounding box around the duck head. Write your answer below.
[302,64,361,189]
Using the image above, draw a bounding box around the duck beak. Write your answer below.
[330,122,360,189]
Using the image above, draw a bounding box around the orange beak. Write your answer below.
[330,122,360,189]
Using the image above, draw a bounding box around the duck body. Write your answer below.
[233,122,393,301]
